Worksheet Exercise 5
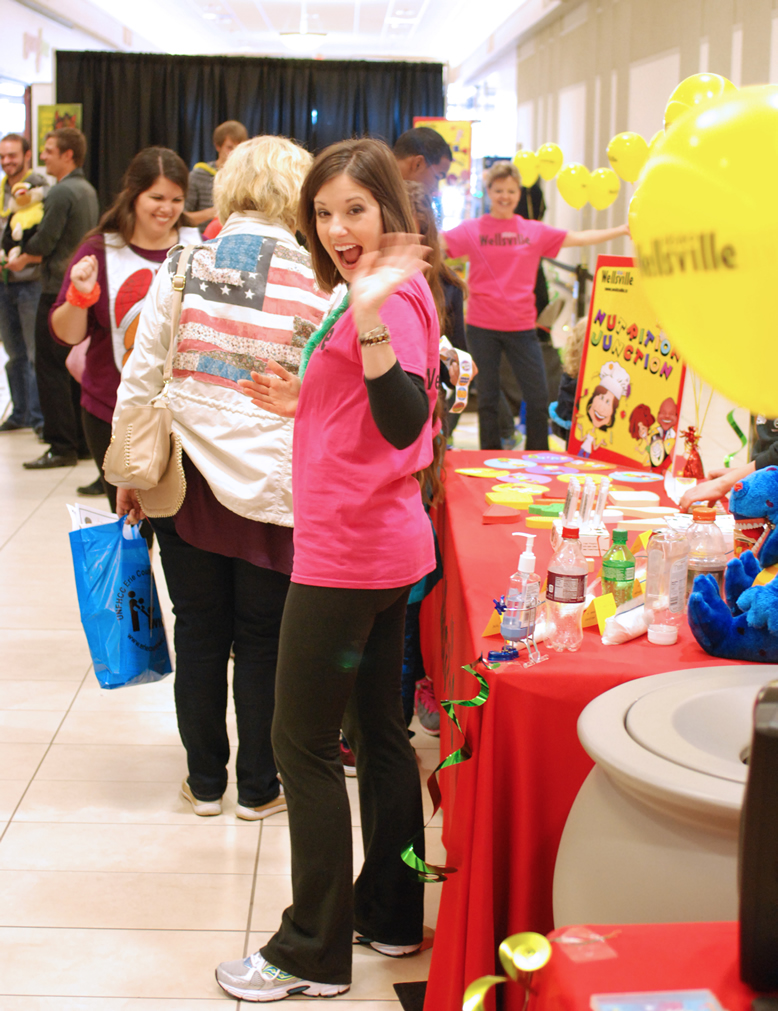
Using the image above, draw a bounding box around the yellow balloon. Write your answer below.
[556,163,590,209]
[664,72,737,130]
[647,129,664,158]
[536,142,563,180]
[629,88,778,416]
[513,150,539,187]
[607,132,649,182]
[588,168,621,210]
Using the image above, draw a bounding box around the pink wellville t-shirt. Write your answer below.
[443,214,567,331]
[291,272,439,590]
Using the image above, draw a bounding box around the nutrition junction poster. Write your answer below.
[567,255,687,471]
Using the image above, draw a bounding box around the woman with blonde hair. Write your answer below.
[112,136,330,820]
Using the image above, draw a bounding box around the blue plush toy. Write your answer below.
[688,466,778,662]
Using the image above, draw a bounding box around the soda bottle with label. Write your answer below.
[601,529,636,606]
[546,525,588,652]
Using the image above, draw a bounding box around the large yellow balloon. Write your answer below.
[556,163,590,209]
[513,150,539,187]
[607,132,649,182]
[664,73,737,130]
[647,129,664,158]
[629,87,778,416]
[536,143,563,180]
[588,168,621,210]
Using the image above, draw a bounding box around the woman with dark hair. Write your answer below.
[216,137,439,1002]
[49,146,200,507]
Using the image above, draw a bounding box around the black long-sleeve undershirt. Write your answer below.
[365,362,429,450]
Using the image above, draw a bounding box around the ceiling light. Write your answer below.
[279,1,326,54]
[279,32,326,53]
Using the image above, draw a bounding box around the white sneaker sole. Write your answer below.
[216,974,350,1001]
[353,932,422,957]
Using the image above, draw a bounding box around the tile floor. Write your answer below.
[0,403,446,1007]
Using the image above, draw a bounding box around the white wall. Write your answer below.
[0,0,108,86]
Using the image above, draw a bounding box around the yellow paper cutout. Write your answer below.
[631,529,654,553]
[482,608,503,638]
[527,515,554,529]
[486,491,533,509]
[456,467,511,479]
[491,482,547,494]
[594,593,617,633]
[582,597,599,628]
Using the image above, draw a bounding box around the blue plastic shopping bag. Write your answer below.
[69,517,173,689]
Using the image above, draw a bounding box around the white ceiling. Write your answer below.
[81,0,527,67]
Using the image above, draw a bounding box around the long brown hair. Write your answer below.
[87,147,192,245]
[403,183,452,507]
[298,137,417,293]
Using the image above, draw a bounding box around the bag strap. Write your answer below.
[161,244,197,386]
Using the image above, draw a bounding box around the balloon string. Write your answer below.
[725,409,747,468]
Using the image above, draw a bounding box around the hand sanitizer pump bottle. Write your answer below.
[500,532,542,648]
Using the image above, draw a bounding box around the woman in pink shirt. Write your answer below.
[216,139,439,1002]
[442,160,628,450]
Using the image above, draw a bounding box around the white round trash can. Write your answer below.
[553,664,778,927]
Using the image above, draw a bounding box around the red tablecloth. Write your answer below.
[420,451,743,1011]
[531,922,756,1011]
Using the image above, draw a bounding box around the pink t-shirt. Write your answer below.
[443,214,567,331]
[291,272,439,589]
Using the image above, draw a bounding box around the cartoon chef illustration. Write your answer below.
[577,361,631,457]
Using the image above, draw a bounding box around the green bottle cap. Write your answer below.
[612,529,628,544]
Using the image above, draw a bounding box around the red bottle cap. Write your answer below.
[562,525,580,539]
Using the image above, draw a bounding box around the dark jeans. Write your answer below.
[261,582,424,985]
[150,515,289,806]
[466,324,549,450]
[0,280,42,428]
[35,291,85,456]
[81,408,116,512]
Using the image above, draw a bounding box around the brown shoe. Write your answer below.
[236,786,286,821]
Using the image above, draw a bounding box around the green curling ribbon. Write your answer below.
[298,294,350,380]
[402,658,496,883]
[724,409,747,468]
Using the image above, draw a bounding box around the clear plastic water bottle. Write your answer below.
[645,527,690,628]
[686,506,728,597]
[601,529,636,606]
[546,525,588,652]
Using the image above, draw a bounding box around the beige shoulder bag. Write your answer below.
[103,244,197,518]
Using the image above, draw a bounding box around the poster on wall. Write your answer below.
[568,255,687,472]
[37,104,82,159]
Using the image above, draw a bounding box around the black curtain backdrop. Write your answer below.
[56,51,445,210]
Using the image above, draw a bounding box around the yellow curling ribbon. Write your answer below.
[463,933,552,1011]
[463,975,507,1011]
[725,409,747,468]
[402,658,495,882]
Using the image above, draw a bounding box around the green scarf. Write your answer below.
[299,294,350,380]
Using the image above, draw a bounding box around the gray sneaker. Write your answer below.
[216,951,350,1001]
